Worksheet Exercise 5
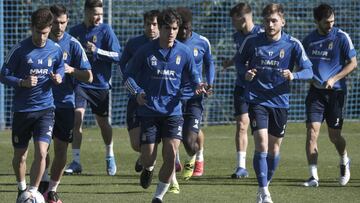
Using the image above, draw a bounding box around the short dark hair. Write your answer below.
[85,0,103,10]
[262,3,284,18]
[50,4,68,17]
[158,8,182,28]
[176,7,192,24]
[313,3,334,21]
[144,10,160,22]
[31,7,53,29]
[230,3,252,17]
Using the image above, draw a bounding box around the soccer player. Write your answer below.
[119,9,160,173]
[238,3,313,202]
[0,7,64,200]
[175,6,215,183]
[39,4,93,202]
[302,3,357,187]
[64,0,121,176]
[224,2,263,179]
[123,8,204,203]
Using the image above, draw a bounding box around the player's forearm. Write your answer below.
[94,48,121,63]
[124,77,143,96]
[73,69,93,83]
[0,73,22,88]
[331,57,357,82]
[293,66,313,80]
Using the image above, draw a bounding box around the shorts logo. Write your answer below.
[280,124,286,135]
[46,126,53,137]
[193,48,198,57]
[279,49,285,59]
[176,55,181,65]
[14,135,19,143]
[334,118,340,127]
[193,119,199,129]
[177,126,182,136]
[252,120,257,128]
[151,55,157,66]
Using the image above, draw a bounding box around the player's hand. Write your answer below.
[325,77,335,89]
[222,59,234,71]
[50,72,62,85]
[21,75,38,87]
[245,69,257,81]
[195,83,207,95]
[64,63,75,75]
[86,41,96,53]
[205,84,214,96]
[281,69,294,81]
[136,92,147,105]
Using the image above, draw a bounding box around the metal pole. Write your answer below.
[0,0,5,130]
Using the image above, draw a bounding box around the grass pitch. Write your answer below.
[0,122,359,202]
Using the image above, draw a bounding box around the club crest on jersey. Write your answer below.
[176,55,181,65]
[279,49,285,59]
[151,55,157,66]
[328,42,333,50]
[193,48,198,57]
[47,57,52,67]
[92,35,97,43]
[63,52,68,60]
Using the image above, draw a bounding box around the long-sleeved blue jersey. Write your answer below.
[180,32,215,99]
[0,37,64,112]
[124,39,201,116]
[119,34,152,75]
[238,32,313,108]
[70,23,121,89]
[303,27,356,91]
[234,25,263,87]
[53,32,92,108]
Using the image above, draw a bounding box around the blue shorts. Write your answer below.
[126,97,140,131]
[181,97,203,134]
[53,108,74,143]
[305,85,345,129]
[75,86,110,117]
[248,104,288,138]
[12,108,55,148]
[233,86,249,116]
[140,116,184,144]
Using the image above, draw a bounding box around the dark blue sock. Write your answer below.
[253,151,268,187]
[267,153,280,183]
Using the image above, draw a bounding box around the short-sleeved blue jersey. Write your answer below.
[0,37,65,112]
[234,25,263,87]
[52,32,92,108]
[70,23,121,89]
[303,27,356,91]
[238,32,313,108]
[119,34,152,75]
[124,39,201,116]
[180,32,215,99]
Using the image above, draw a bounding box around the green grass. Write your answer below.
[0,123,359,202]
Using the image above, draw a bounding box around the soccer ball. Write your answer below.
[16,190,45,203]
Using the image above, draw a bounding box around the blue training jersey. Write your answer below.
[238,31,313,108]
[234,25,263,87]
[70,23,121,89]
[119,34,152,75]
[52,32,92,108]
[303,27,356,91]
[180,32,215,99]
[0,37,65,112]
[124,39,201,116]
